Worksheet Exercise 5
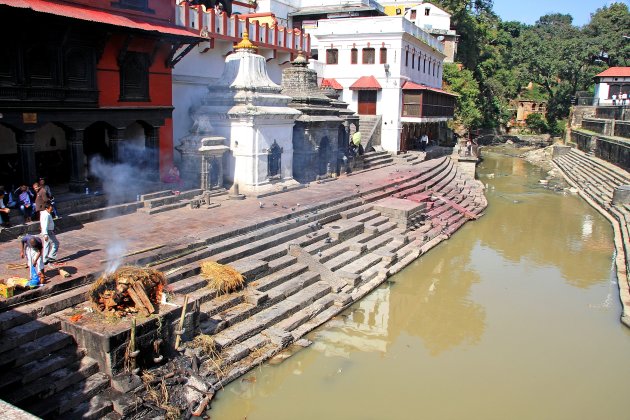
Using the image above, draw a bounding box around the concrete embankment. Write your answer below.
[553,146,630,327]
[0,155,486,418]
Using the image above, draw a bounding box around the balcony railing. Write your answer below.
[175,1,310,54]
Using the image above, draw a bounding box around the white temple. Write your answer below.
[180,32,301,196]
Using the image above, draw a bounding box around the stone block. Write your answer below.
[326,220,364,242]
[244,291,269,307]
[336,270,362,286]
[111,373,142,393]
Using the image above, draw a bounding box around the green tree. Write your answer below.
[525,113,548,133]
[443,63,483,132]
[584,3,630,66]
[510,14,591,123]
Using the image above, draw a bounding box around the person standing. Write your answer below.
[420,134,429,151]
[34,181,50,221]
[20,234,45,286]
[612,94,617,106]
[38,178,58,218]
[0,189,10,227]
[351,131,363,155]
[40,201,59,264]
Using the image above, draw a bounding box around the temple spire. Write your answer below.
[234,30,258,52]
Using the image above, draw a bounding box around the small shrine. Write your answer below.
[281,52,350,182]
[179,31,300,196]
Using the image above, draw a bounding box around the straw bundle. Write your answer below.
[200,261,244,295]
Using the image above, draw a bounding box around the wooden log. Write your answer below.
[126,286,150,316]
[131,281,156,314]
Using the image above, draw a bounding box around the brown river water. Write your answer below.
[211,153,630,420]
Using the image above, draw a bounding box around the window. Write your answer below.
[311,49,319,60]
[433,62,436,76]
[425,7,430,16]
[410,10,417,20]
[423,58,426,73]
[326,49,338,65]
[396,8,401,15]
[362,48,375,64]
[379,48,387,64]
[119,51,150,101]
[405,51,409,67]
[402,92,422,117]
[412,53,415,69]
[351,48,358,65]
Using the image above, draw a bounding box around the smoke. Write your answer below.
[89,147,154,273]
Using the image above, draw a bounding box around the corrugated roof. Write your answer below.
[321,78,343,90]
[0,0,201,38]
[595,67,630,78]
[402,80,459,96]
[349,75,381,90]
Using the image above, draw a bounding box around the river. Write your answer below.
[211,152,630,420]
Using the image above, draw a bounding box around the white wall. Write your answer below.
[172,41,292,164]
[405,2,451,31]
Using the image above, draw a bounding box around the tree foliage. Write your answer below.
[443,63,483,132]
[440,1,630,132]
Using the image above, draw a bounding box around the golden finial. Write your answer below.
[234,30,258,52]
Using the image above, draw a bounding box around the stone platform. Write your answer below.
[0,156,487,418]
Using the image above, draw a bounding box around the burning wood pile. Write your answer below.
[89,266,167,317]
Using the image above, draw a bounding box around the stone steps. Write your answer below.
[212,281,332,350]
[29,372,111,419]
[4,356,99,405]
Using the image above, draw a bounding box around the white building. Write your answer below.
[593,67,630,106]
[308,15,455,152]
[402,2,457,62]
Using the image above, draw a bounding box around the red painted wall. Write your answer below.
[97,34,173,107]
[160,118,174,176]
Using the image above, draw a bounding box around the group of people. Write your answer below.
[0,178,58,226]
[611,93,628,106]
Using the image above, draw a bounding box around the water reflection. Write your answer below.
[477,154,613,288]
[211,154,629,420]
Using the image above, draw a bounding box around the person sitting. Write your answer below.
[163,165,182,185]
[16,184,34,223]
[351,131,364,156]
[0,189,10,227]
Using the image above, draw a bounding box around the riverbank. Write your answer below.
[552,146,630,327]
[0,154,487,418]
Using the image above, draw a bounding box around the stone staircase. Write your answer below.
[362,150,394,169]
[554,148,630,279]
[137,188,227,215]
[0,156,486,418]
[358,115,381,151]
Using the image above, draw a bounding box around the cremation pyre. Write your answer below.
[89,266,167,317]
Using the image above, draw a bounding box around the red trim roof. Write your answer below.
[595,67,630,78]
[0,0,201,38]
[321,78,343,90]
[402,81,459,96]
[349,76,382,91]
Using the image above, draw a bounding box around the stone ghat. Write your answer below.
[553,146,630,327]
[0,156,486,419]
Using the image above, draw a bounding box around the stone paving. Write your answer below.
[0,164,419,286]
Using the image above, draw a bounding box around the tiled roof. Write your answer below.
[595,67,630,78]
[349,75,382,90]
[0,0,201,38]
[321,78,343,90]
[402,81,459,96]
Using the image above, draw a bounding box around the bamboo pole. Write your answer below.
[174,295,189,350]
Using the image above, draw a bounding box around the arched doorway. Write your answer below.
[0,123,19,188]
[84,121,112,179]
[35,122,68,185]
[318,136,330,176]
